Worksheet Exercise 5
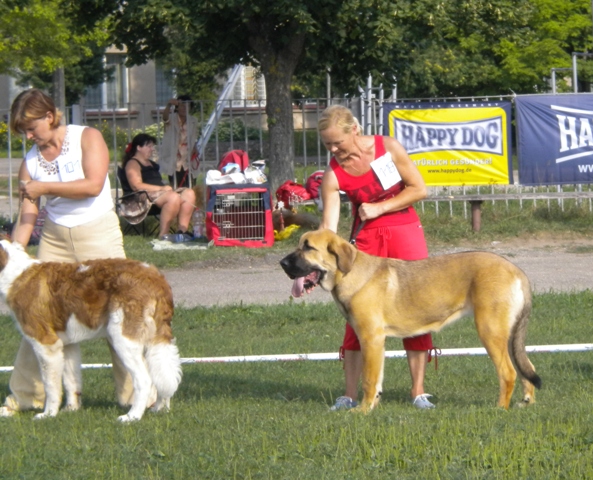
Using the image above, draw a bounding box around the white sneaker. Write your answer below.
[329,396,358,411]
[412,394,435,409]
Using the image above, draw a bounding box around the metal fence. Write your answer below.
[3,95,593,223]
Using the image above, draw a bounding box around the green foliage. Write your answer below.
[294,129,324,158]
[0,122,31,152]
[92,120,129,154]
[132,122,166,143]
[0,0,113,93]
[215,118,261,142]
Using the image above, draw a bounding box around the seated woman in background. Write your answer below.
[122,133,196,241]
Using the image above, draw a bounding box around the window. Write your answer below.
[156,63,175,107]
[231,65,266,107]
[83,54,128,109]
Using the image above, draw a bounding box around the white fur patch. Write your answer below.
[57,315,107,345]
[507,278,526,329]
[0,240,39,299]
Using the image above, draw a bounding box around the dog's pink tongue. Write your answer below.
[291,277,305,298]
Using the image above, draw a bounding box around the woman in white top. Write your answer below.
[0,88,152,417]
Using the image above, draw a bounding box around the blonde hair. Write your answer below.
[318,105,362,135]
[10,88,63,134]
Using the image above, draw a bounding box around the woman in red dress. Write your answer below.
[319,105,436,410]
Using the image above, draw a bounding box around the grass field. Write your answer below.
[0,291,592,479]
[1,197,593,478]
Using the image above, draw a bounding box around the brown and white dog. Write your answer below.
[280,229,542,412]
[0,240,182,422]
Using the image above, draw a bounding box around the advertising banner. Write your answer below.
[384,102,513,186]
[515,94,593,185]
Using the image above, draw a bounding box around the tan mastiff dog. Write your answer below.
[280,229,541,412]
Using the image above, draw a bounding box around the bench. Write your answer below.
[424,191,593,231]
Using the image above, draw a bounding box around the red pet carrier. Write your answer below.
[205,183,274,247]
[217,150,250,173]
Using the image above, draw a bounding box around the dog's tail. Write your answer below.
[509,290,542,389]
[146,341,182,399]
[146,289,182,400]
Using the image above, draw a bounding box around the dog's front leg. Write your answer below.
[30,340,65,419]
[62,344,83,411]
[358,335,386,413]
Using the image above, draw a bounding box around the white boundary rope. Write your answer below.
[0,344,591,372]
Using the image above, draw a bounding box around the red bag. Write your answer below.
[305,170,324,199]
[275,180,311,208]
[218,150,250,173]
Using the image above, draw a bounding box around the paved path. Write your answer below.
[1,155,592,310]
[160,244,593,310]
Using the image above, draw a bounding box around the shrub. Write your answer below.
[215,118,260,141]
[92,120,129,150]
[132,122,166,143]
[0,122,31,152]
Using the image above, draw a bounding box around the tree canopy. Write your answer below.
[0,0,115,104]
[2,0,592,189]
[110,0,593,190]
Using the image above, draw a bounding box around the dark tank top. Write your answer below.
[121,158,164,194]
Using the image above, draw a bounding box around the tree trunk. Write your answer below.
[262,64,296,196]
[52,68,67,117]
[249,27,305,197]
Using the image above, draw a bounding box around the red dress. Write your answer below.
[330,136,433,352]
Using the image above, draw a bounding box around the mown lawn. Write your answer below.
[0,292,592,479]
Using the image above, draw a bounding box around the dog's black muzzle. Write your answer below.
[280,252,313,279]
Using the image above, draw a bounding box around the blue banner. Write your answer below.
[516,94,593,185]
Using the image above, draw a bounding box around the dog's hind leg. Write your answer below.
[474,310,517,409]
[29,340,65,419]
[145,341,182,413]
[112,341,152,422]
[107,311,153,422]
[62,343,82,411]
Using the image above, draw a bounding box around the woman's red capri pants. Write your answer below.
[341,220,433,352]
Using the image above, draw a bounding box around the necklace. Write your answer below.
[37,126,70,175]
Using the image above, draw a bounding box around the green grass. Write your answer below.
[1,197,593,478]
[0,293,592,479]
[420,198,593,246]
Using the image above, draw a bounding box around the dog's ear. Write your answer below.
[328,235,356,274]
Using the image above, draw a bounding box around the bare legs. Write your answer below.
[341,348,428,402]
[154,189,197,238]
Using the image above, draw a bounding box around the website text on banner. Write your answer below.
[516,94,593,186]
[384,102,513,187]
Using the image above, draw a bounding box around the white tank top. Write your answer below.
[25,125,114,228]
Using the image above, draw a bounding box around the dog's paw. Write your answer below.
[0,406,16,417]
[117,413,140,423]
[33,412,56,420]
[349,405,371,414]
[62,403,81,412]
[150,398,170,413]
[516,396,535,408]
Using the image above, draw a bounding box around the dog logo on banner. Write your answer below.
[553,105,593,164]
